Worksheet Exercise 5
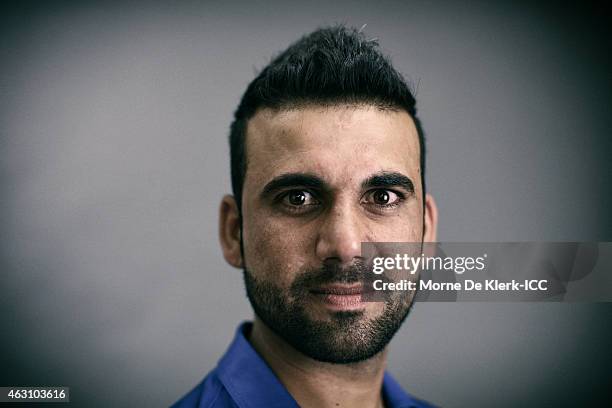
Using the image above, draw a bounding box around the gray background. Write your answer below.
[1,1,611,407]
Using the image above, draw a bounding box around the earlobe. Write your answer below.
[423,193,438,243]
[219,195,243,268]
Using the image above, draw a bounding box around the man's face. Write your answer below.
[239,105,427,363]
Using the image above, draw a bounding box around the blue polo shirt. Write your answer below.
[172,322,434,408]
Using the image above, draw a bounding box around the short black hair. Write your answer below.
[229,25,425,212]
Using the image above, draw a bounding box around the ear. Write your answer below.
[219,195,243,268]
[423,193,438,242]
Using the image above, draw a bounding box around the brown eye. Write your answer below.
[282,190,318,207]
[288,190,306,205]
[373,190,390,205]
[362,189,403,207]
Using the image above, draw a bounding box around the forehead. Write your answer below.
[244,105,420,190]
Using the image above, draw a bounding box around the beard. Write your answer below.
[243,259,415,364]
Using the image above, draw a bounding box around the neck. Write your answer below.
[249,317,388,408]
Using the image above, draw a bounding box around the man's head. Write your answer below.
[219,25,437,363]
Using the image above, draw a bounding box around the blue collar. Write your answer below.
[215,322,430,408]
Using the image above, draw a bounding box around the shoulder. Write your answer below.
[383,372,438,408]
[171,371,238,408]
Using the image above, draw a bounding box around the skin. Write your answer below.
[219,104,438,408]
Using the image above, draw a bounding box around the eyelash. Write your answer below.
[275,190,320,213]
[274,189,405,214]
[363,189,405,210]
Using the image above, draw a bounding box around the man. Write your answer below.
[173,25,438,408]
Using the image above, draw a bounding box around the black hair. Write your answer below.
[229,25,425,212]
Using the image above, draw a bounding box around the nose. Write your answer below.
[315,204,364,265]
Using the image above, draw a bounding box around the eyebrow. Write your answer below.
[260,173,328,198]
[260,171,415,199]
[361,171,415,194]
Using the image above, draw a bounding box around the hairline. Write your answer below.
[239,101,425,207]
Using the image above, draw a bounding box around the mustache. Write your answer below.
[289,259,370,295]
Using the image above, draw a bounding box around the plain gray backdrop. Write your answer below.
[1,1,611,407]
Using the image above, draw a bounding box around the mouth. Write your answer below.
[309,284,370,311]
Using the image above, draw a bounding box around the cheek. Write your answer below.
[372,204,424,242]
[242,217,311,286]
